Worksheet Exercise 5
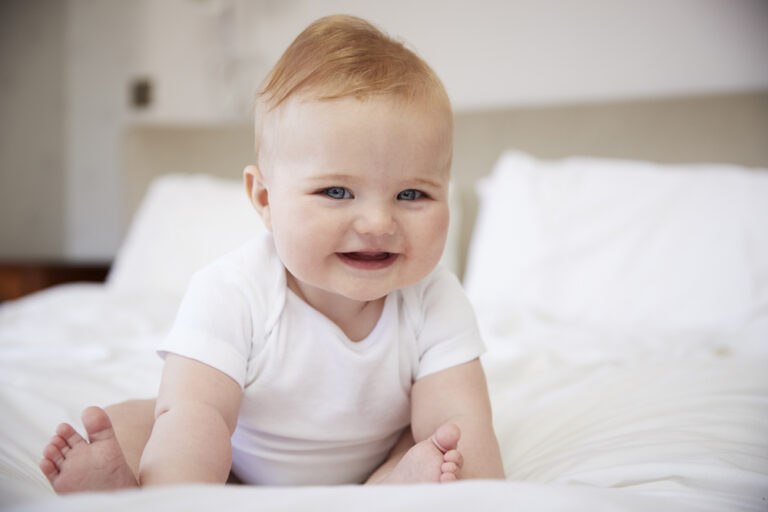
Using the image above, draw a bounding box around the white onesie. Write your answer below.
[157,233,484,485]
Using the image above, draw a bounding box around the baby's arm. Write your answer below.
[410,358,504,479]
[138,354,242,485]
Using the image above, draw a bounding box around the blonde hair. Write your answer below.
[254,15,451,161]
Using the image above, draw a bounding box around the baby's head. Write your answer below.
[253,14,452,168]
[245,15,454,303]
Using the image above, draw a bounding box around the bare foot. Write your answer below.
[383,423,463,484]
[40,406,138,493]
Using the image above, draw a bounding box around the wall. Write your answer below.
[128,0,768,121]
[65,0,138,260]
[0,0,67,259]
[1,0,767,261]
[247,0,768,110]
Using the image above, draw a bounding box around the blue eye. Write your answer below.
[397,189,424,201]
[323,187,352,199]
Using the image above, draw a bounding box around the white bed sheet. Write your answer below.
[1,284,766,511]
[1,480,697,512]
[482,335,768,509]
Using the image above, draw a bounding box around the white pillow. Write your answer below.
[108,174,266,297]
[464,151,768,354]
[109,173,463,297]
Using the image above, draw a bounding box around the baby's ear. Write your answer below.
[243,165,272,231]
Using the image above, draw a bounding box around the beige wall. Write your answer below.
[0,0,67,259]
[65,0,137,261]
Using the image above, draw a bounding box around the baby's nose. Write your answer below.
[353,204,396,236]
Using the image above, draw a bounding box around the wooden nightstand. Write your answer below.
[0,261,111,302]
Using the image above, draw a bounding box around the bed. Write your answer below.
[1,90,767,511]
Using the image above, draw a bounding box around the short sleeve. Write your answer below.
[157,264,257,388]
[415,268,485,380]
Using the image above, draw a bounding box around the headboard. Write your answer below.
[122,90,768,277]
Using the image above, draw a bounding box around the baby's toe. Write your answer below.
[441,461,459,474]
[431,423,461,454]
[55,423,86,451]
[49,433,69,452]
[40,457,59,480]
[81,406,115,443]
[444,449,463,468]
[439,471,458,483]
[43,439,66,468]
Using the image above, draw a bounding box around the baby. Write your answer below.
[40,14,504,491]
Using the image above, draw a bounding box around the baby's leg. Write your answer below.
[40,399,155,493]
[377,423,463,484]
[103,399,155,477]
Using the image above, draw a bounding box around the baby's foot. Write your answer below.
[383,423,463,484]
[40,406,138,493]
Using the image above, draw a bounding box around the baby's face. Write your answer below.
[252,95,452,304]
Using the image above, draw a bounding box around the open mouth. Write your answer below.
[337,252,398,270]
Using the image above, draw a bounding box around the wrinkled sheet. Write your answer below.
[1,284,766,511]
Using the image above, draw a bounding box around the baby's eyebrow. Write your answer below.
[306,174,444,189]
[408,177,443,189]
[308,173,357,183]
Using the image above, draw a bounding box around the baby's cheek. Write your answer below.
[413,221,448,265]
[429,210,450,245]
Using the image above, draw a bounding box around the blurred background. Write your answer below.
[1,0,767,264]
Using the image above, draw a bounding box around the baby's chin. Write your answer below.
[287,260,439,304]
[340,290,390,303]
[336,274,432,302]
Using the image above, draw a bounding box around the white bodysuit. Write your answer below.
[157,233,484,485]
